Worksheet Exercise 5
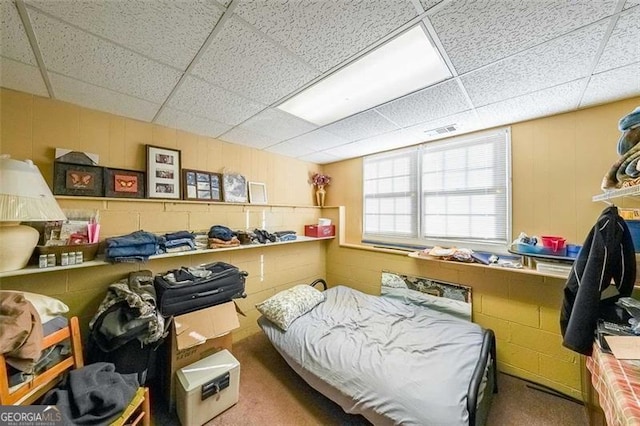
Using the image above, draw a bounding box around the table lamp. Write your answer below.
[0,155,67,272]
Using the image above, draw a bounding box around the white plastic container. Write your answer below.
[318,218,332,226]
[176,349,240,426]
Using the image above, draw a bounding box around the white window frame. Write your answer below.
[362,128,512,253]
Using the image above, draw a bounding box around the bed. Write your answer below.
[257,279,497,426]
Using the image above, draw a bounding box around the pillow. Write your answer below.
[256,285,325,331]
[0,291,69,323]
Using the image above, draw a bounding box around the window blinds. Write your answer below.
[363,128,511,249]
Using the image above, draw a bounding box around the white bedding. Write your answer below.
[259,285,486,425]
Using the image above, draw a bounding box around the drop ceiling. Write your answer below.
[1,0,639,164]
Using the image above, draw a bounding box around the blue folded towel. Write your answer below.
[619,106,640,131]
[616,127,640,156]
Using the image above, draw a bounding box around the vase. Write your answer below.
[316,185,326,207]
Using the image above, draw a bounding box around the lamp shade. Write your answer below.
[0,155,66,221]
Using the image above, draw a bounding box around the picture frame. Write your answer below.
[53,162,104,197]
[103,168,145,198]
[248,182,268,204]
[146,145,182,199]
[222,173,248,203]
[182,169,223,201]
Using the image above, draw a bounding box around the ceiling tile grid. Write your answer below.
[323,110,401,142]
[461,20,609,108]
[191,17,319,106]
[581,61,640,107]
[155,107,232,139]
[375,79,471,128]
[25,0,223,70]
[167,76,265,126]
[49,72,161,122]
[594,6,640,73]
[29,10,182,103]
[428,0,617,74]
[232,0,419,72]
[1,0,37,65]
[1,0,639,164]
[0,57,48,97]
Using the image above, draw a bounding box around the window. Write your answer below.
[363,128,511,252]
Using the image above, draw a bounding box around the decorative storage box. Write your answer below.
[176,349,240,426]
[304,224,335,237]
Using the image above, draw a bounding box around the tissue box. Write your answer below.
[304,225,335,237]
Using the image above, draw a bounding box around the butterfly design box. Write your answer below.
[103,168,145,198]
[53,162,104,197]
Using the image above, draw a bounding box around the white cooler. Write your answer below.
[176,349,240,426]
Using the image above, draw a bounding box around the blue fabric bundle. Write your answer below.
[619,106,640,131]
[105,231,159,262]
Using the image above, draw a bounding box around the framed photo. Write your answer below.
[183,169,223,201]
[146,145,181,199]
[103,168,145,198]
[53,162,104,197]
[222,173,248,203]
[248,182,267,204]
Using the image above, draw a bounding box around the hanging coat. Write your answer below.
[560,206,636,355]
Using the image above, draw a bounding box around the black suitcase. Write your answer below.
[154,262,247,316]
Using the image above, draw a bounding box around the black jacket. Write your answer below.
[560,206,636,355]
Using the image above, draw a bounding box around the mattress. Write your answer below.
[259,285,486,426]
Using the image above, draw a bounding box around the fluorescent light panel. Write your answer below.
[277,26,451,126]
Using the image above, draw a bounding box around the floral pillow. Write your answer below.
[256,284,325,331]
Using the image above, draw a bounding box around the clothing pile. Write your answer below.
[208,225,240,248]
[160,230,195,253]
[601,106,640,189]
[0,292,43,378]
[105,230,159,262]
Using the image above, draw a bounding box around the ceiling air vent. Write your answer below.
[423,124,457,137]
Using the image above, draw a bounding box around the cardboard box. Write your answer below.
[304,224,335,237]
[164,301,240,408]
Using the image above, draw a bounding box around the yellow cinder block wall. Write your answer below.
[0,88,328,340]
[323,96,640,402]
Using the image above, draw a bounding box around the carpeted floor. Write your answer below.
[152,332,588,425]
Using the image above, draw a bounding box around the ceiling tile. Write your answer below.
[219,126,280,150]
[594,6,640,73]
[281,129,350,152]
[581,61,640,108]
[155,107,231,139]
[375,79,470,127]
[191,17,319,105]
[167,76,265,126]
[237,108,317,141]
[352,129,426,153]
[49,72,160,122]
[26,0,222,70]
[429,0,616,74]
[265,140,315,158]
[476,79,586,129]
[323,110,400,142]
[1,0,37,65]
[233,0,418,72]
[624,0,640,9]
[461,21,608,108]
[297,151,342,164]
[29,10,182,103]
[419,1,443,12]
[0,57,48,97]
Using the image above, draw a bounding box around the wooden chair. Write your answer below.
[0,316,151,426]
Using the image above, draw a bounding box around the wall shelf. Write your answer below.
[0,236,334,279]
[592,186,640,202]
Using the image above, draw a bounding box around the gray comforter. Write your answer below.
[259,285,485,425]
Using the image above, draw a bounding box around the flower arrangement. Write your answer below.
[311,173,331,187]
